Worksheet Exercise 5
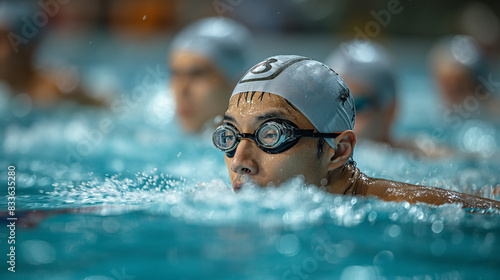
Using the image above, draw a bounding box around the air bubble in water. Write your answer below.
[431,220,444,234]
[386,224,401,238]
[340,265,377,280]
[276,234,300,257]
[21,240,56,265]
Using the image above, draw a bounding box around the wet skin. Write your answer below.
[223,92,500,210]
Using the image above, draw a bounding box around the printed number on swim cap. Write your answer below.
[250,58,278,74]
[239,57,311,84]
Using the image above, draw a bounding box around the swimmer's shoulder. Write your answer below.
[357,173,500,210]
[355,175,408,202]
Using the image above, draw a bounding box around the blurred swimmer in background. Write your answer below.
[458,2,500,61]
[325,40,397,144]
[326,40,456,158]
[168,17,252,134]
[0,3,106,109]
[429,34,500,122]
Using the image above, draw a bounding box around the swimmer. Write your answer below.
[429,35,500,120]
[325,40,396,144]
[0,4,107,108]
[213,55,500,210]
[168,17,251,133]
[327,40,454,158]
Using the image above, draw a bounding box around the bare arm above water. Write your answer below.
[361,178,500,210]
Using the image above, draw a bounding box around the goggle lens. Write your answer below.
[213,125,237,151]
[256,122,282,148]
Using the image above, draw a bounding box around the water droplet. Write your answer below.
[386,224,401,238]
[340,266,377,280]
[21,240,56,265]
[320,178,328,186]
[373,250,394,267]
[276,234,300,257]
[431,220,444,234]
[170,206,182,217]
[368,211,377,222]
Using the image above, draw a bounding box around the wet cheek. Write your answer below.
[263,154,299,182]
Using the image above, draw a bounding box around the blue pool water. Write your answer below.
[2,36,500,280]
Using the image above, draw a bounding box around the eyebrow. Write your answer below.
[255,111,290,124]
[223,114,237,123]
[223,111,292,128]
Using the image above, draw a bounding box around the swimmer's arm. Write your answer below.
[362,179,500,210]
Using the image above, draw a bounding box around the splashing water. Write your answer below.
[2,89,500,280]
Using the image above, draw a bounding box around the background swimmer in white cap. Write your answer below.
[326,40,452,158]
[326,40,397,145]
[429,35,500,120]
[213,55,500,210]
[168,17,251,133]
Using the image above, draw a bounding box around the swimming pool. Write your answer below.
[2,37,500,280]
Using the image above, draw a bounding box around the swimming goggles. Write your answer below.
[213,120,341,157]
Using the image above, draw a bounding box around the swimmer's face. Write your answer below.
[434,64,477,106]
[342,77,389,141]
[223,92,332,191]
[170,51,232,133]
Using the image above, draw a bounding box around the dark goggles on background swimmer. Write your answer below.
[213,120,342,157]
[354,95,379,112]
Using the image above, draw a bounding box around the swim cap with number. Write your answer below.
[231,55,355,149]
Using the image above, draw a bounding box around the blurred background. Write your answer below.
[2,0,499,131]
[1,0,500,164]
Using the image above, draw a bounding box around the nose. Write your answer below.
[172,74,191,100]
[229,139,258,175]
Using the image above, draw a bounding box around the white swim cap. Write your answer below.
[429,35,488,81]
[325,40,396,107]
[170,17,251,83]
[231,55,355,149]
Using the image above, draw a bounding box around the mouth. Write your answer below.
[233,182,243,191]
[232,174,253,192]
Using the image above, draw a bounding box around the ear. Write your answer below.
[326,130,356,171]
